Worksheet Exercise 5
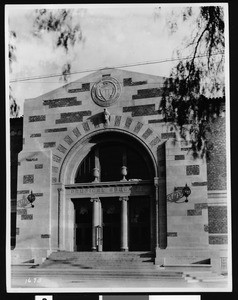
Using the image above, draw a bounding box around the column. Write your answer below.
[154,177,159,252]
[90,197,100,251]
[119,196,129,251]
[57,188,62,250]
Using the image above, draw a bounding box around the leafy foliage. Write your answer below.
[33,9,84,52]
[9,31,20,117]
[160,6,225,158]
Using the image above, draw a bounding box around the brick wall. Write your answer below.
[207,117,226,190]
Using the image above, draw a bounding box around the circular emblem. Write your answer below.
[91,77,121,107]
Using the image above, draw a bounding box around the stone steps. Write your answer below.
[39,251,155,269]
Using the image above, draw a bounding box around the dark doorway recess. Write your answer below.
[129,196,151,251]
[101,197,121,251]
[73,199,92,251]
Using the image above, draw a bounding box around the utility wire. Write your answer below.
[9,52,224,83]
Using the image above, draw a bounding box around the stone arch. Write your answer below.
[51,114,163,184]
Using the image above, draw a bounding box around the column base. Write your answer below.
[120,248,128,252]
[91,248,97,252]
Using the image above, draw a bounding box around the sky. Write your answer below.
[5,4,226,116]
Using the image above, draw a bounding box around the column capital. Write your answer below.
[90,197,100,203]
[154,177,159,187]
[119,196,129,202]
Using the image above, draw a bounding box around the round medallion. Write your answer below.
[91,77,121,107]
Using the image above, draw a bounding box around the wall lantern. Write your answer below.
[27,190,36,208]
[182,184,191,202]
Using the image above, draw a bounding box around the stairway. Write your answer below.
[38,251,155,269]
[35,251,185,280]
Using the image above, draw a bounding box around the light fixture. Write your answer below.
[27,190,36,208]
[182,184,191,202]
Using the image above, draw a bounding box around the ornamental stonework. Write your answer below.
[91,77,121,107]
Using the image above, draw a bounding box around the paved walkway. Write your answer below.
[10,265,230,292]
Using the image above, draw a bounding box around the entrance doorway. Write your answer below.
[74,199,92,251]
[129,196,151,251]
[101,198,120,251]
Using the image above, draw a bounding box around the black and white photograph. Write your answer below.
[5,3,231,293]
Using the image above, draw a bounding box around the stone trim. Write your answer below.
[68,83,90,93]
[45,127,67,133]
[123,78,147,86]
[55,111,91,124]
[209,235,228,244]
[175,155,185,160]
[21,214,33,220]
[43,97,81,108]
[29,115,45,122]
[41,234,50,238]
[30,133,41,138]
[44,142,56,148]
[23,175,34,184]
[35,164,43,169]
[123,104,158,117]
[132,88,162,99]
[186,165,200,175]
[161,132,176,139]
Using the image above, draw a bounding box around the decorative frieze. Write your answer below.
[52,177,57,183]
[64,135,74,145]
[44,142,56,148]
[186,165,200,175]
[150,136,161,147]
[123,78,147,86]
[53,155,62,163]
[45,127,67,133]
[57,144,67,154]
[142,128,153,140]
[43,97,81,108]
[114,116,122,127]
[52,166,59,173]
[124,117,133,129]
[29,115,45,122]
[82,122,90,132]
[23,175,34,184]
[123,104,158,117]
[68,83,90,93]
[72,127,81,138]
[55,111,91,124]
[133,121,143,134]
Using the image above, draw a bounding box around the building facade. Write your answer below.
[11,68,228,273]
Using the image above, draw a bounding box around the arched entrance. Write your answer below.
[59,129,159,252]
[71,132,155,251]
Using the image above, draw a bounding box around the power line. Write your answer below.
[9,52,224,83]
